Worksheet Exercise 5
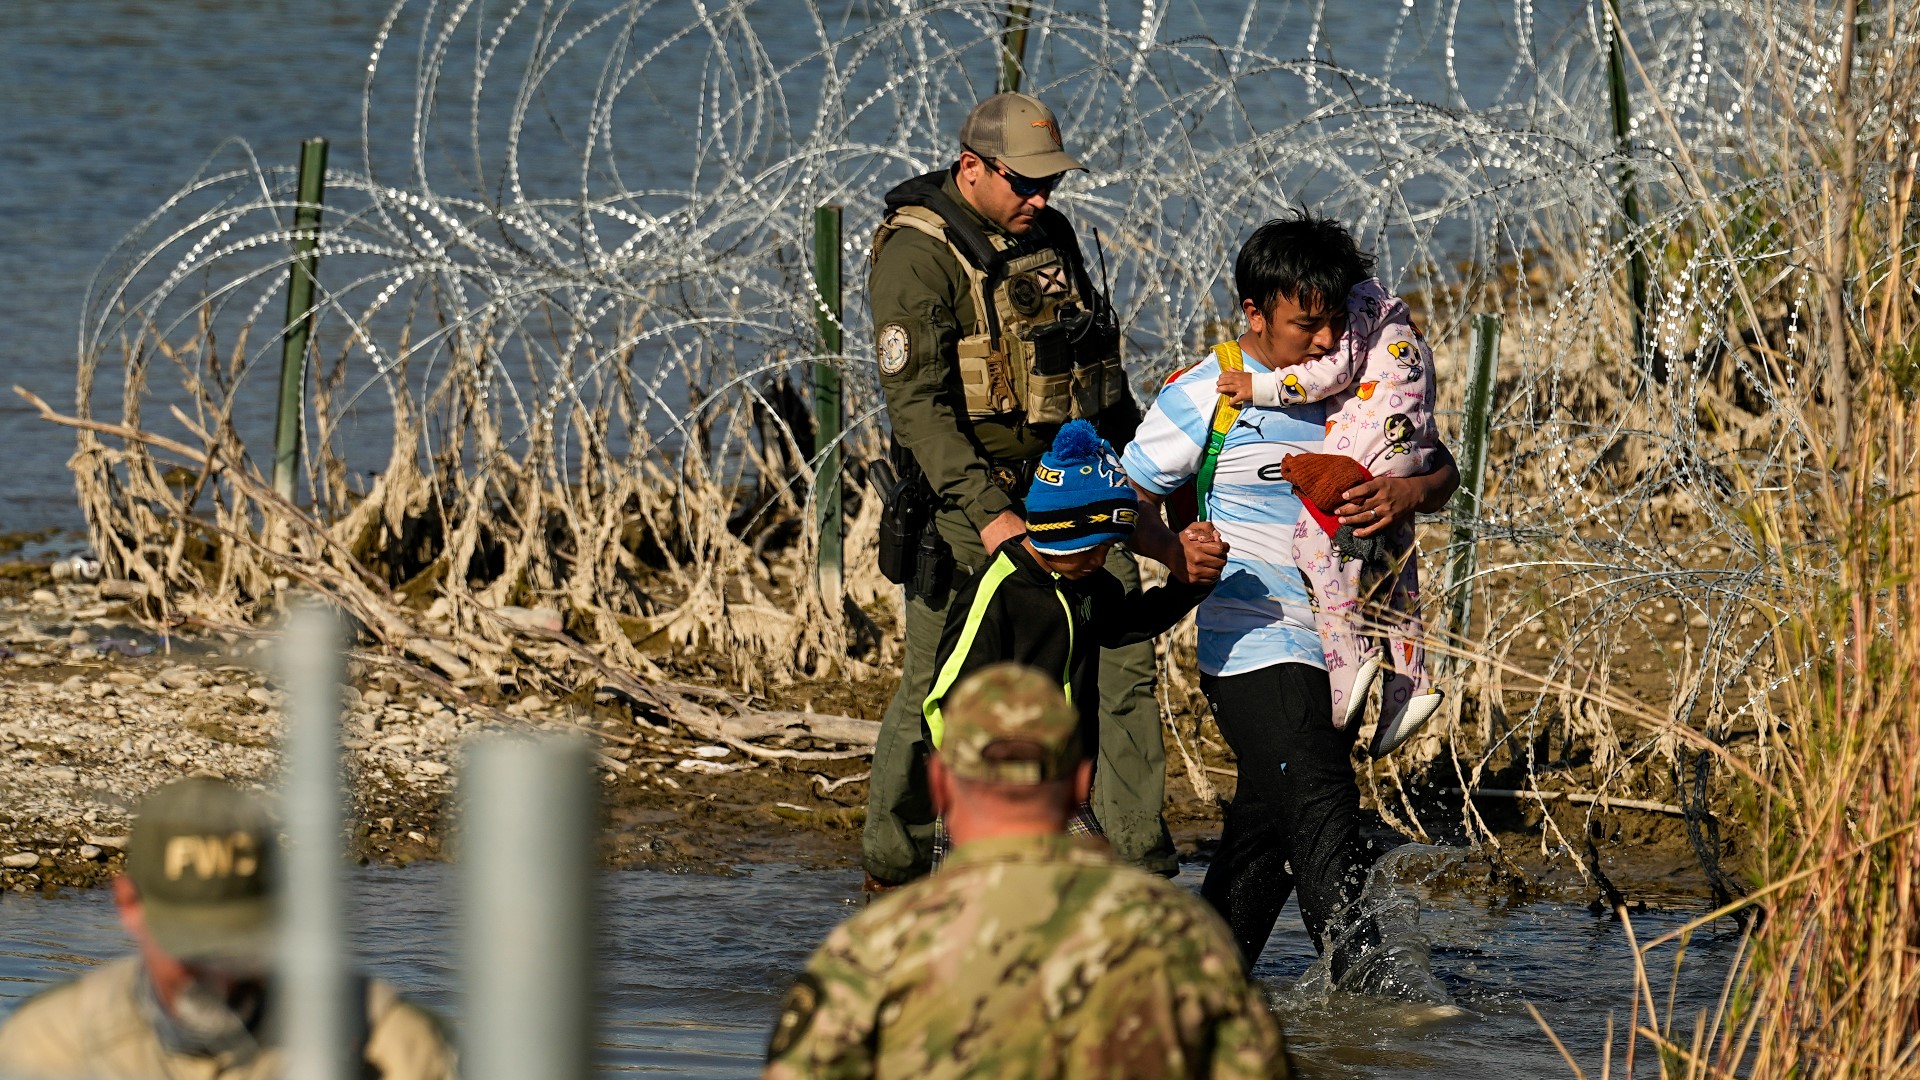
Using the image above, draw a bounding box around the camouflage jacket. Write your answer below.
[763,833,1290,1079]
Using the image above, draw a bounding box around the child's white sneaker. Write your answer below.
[1341,654,1383,731]
[1370,690,1443,758]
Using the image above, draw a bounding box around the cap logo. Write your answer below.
[164,832,259,881]
[1030,118,1062,147]
[1034,464,1064,485]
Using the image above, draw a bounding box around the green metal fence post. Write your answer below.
[273,137,330,501]
[1443,314,1501,675]
[999,2,1033,94]
[813,206,844,600]
[1603,0,1658,382]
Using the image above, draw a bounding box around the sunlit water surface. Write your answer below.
[0,860,1735,1077]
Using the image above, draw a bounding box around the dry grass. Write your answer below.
[1528,0,1920,1072]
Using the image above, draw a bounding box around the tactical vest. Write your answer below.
[872,179,1127,426]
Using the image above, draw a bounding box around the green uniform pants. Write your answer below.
[862,509,1177,883]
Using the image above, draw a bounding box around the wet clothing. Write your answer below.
[763,833,1290,1080]
[1198,664,1380,979]
[864,168,1171,882]
[0,957,457,1080]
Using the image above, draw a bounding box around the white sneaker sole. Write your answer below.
[1371,690,1444,758]
[1341,654,1383,731]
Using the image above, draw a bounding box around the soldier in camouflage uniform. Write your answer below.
[864,92,1228,887]
[766,664,1289,1079]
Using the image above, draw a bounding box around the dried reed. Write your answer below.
[1536,0,1920,1072]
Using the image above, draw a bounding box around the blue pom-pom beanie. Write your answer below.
[1025,420,1139,554]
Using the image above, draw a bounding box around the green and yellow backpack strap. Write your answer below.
[1163,341,1247,528]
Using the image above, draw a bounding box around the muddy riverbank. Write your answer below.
[0,550,1717,908]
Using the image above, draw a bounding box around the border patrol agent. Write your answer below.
[863,92,1184,888]
[766,664,1290,1079]
[0,778,457,1080]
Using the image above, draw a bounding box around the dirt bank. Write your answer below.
[0,554,1718,910]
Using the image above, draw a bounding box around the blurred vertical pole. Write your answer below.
[813,205,844,603]
[999,2,1033,93]
[274,137,330,502]
[279,602,351,1080]
[1443,315,1500,677]
[1602,0,1658,382]
[463,735,596,1080]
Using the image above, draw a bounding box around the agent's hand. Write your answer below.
[979,510,1027,556]
[1214,370,1254,405]
[1171,520,1230,585]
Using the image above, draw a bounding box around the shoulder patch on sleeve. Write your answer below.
[877,324,911,376]
[765,972,824,1060]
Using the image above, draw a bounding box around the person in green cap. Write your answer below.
[764,663,1290,1080]
[864,89,1229,890]
[0,777,456,1080]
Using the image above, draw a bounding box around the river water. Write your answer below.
[0,859,1735,1077]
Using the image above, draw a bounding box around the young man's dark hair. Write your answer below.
[1233,209,1377,317]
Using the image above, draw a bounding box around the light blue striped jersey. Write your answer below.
[1121,349,1326,677]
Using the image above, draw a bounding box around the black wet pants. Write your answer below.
[1200,662,1379,980]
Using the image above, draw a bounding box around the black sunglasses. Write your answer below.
[965,147,1060,198]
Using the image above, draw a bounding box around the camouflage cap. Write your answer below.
[938,663,1083,784]
[958,93,1085,178]
[125,778,278,966]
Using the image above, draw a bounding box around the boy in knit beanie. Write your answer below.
[919,421,1214,862]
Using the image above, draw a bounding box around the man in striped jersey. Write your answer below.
[1120,212,1459,986]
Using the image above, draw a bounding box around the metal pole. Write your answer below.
[462,735,596,1080]
[1603,0,1657,382]
[273,137,330,501]
[1443,314,1501,675]
[279,602,351,1080]
[999,2,1034,94]
[813,206,844,602]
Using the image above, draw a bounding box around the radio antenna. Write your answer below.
[1092,226,1112,303]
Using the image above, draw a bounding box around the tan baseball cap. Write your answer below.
[125,778,278,965]
[958,93,1085,178]
[939,663,1084,784]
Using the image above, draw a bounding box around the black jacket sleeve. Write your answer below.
[1080,571,1211,650]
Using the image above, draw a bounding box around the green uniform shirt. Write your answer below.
[870,173,1136,533]
[763,833,1291,1079]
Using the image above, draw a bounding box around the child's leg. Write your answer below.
[1377,543,1430,704]
[1294,518,1382,728]
[1370,538,1443,757]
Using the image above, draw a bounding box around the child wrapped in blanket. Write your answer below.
[1215,278,1445,756]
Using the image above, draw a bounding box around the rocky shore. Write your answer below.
[0,550,1715,907]
[0,561,886,894]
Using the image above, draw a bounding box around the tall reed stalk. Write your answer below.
[1543,1,1920,1072]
